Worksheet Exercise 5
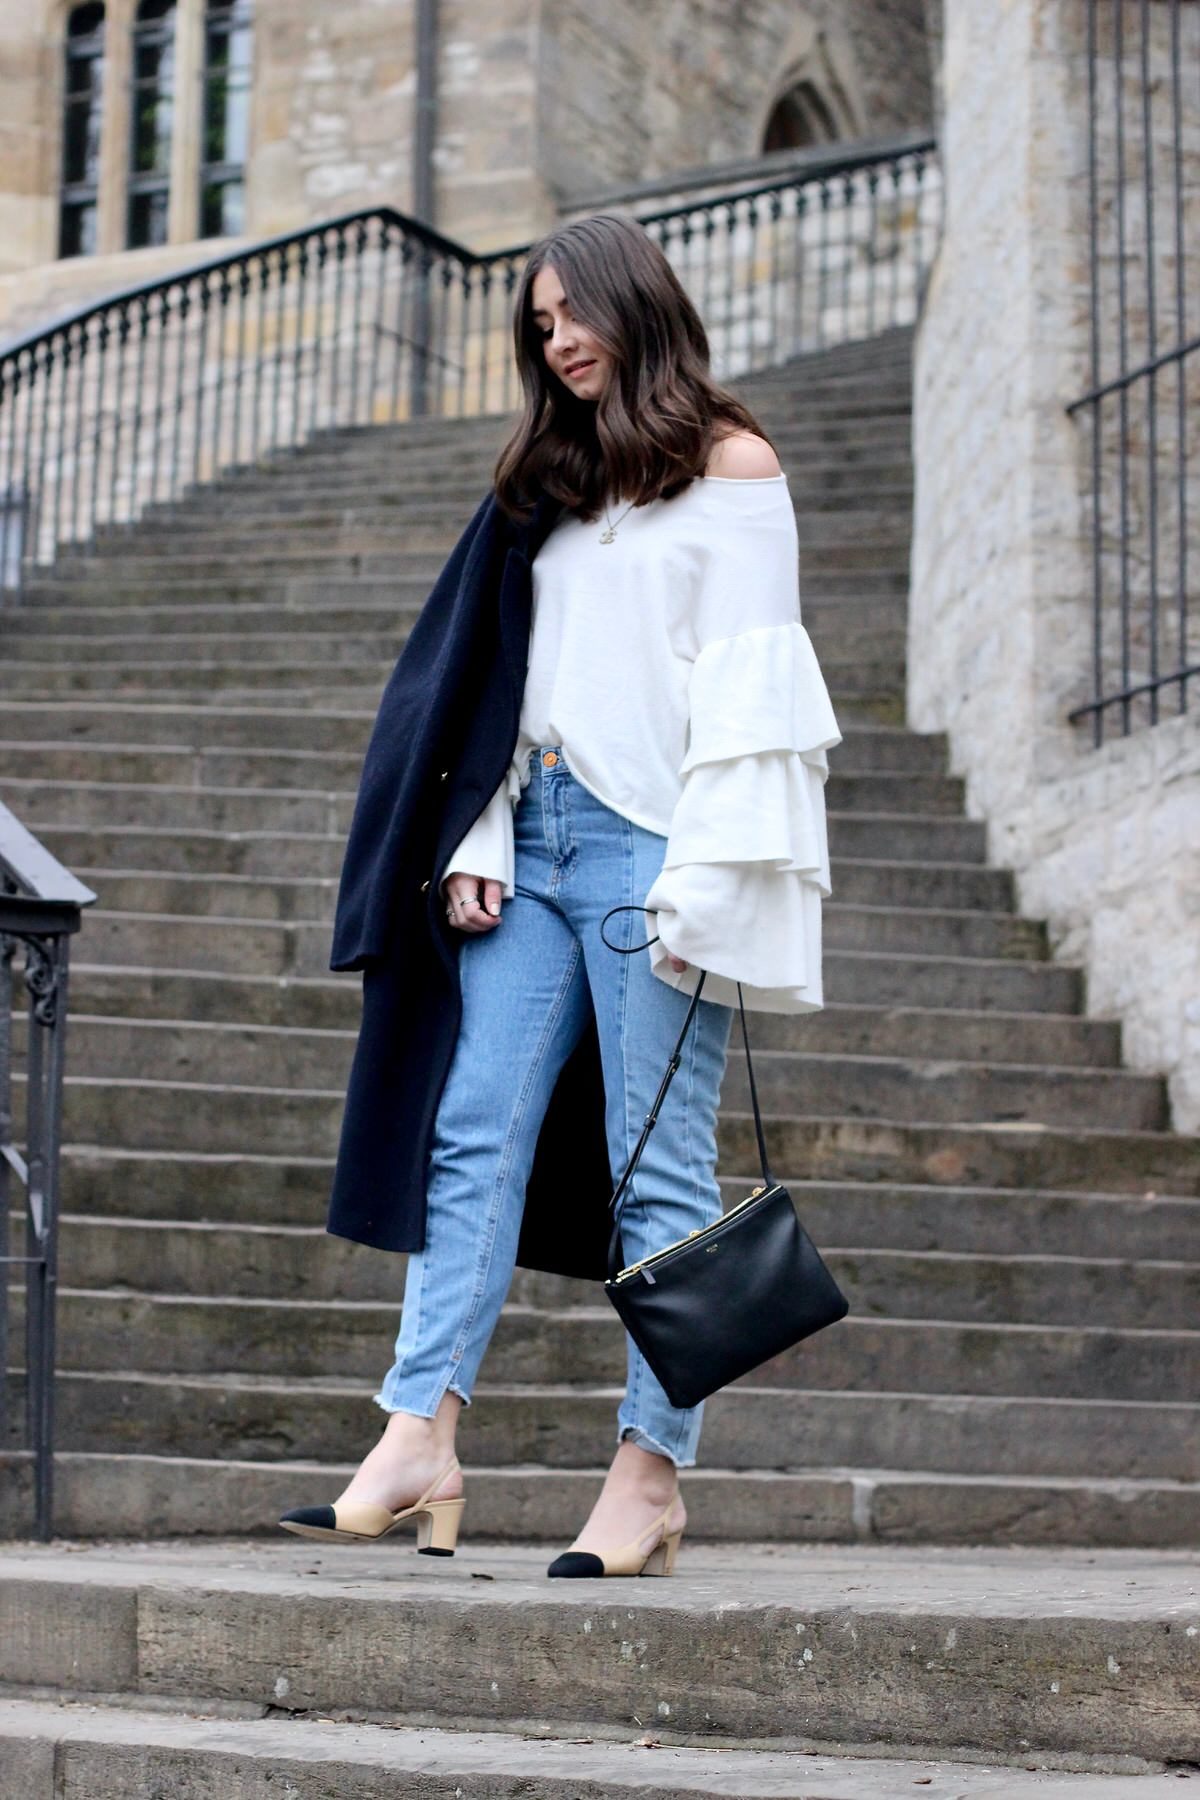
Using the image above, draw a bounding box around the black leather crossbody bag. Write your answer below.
[599,905,850,1411]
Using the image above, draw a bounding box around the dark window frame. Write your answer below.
[58,3,107,260]
[127,0,179,250]
[198,0,253,241]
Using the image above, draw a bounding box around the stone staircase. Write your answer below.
[2,326,1200,1789]
[1,325,1198,1552]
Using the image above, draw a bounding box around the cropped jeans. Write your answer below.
[374,744,735,1467]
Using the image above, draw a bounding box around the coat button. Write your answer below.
[419,879,430,891]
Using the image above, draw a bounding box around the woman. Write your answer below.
[279,211,841,1577]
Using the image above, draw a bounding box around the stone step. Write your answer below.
[47,1215,1198,1329]
[34,826,351,879]
[13,681,910,725]
[62,855,1017,922]
[48,1002,1122,1089]
[63,902,1057,983]
[3,591,909,642]
[44,1079,1200,1186]
[66,965,360,1027]
[26,810,989,872]
[21,1287,1196,1397]
[86,956,1132,1066]
[0,1541,1193,1762]
[146,468,913,521]
[42,1028,1164,1146]
[60,941,1084,1018]
[0,655,905,701]
[20,565,913,607]
[12,1694,1184,1799]
[3,761,962,821]
[232,418,913,469]
[5,1444,1200,1556]
[58,1149,1200,1256]
[126,466,915,516]
[0,699,378,750]
[41,535,913,581]
[0,705,949,770]
[90,495,916,543]
[3,779,355,836]
[13,1371,1200,1492]
[39,1006,1158,1128]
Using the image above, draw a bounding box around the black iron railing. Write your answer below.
[0,133,939,593]
[0,802,95,1539]
[1066,0,1199,744]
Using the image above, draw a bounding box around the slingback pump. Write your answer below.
[546,1493,683,1578]
[278,1454,465,1555]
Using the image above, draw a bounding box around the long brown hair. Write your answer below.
[492,211,775,526]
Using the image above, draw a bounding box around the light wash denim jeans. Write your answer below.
[374,743,735,1467]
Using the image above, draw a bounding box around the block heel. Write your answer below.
[415,1496,465,1556]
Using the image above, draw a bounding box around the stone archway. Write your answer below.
[757,16,865,152]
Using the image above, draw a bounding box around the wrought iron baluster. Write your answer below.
[269,245,288,455]
[127,298,150,532]
[349,221,369,426]
[296,235,314,446]
[191,274,212,494]
[169,288,190,511]
[331,227,349,428]
[108,305,130,531]
[150,290,170,507]
[211,269,232,473]
[308,235,329,441]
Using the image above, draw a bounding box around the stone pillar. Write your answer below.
[909,0,1200,1128]
[169,0,206,245]
[96,0,135,255]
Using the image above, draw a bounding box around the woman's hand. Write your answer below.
[442,871,503,932]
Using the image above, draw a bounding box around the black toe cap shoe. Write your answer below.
[546,1550,606,1578]
[279,1505,337,1530]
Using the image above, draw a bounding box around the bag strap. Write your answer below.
[598,904,774,1274]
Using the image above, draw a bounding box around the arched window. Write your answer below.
[762,80,839,152]
[199,0,253,237]
[59,3,106,260]
[127,0,177,248]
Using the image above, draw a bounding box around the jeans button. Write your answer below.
[542,750,558,768]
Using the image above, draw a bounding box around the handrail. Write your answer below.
[567,128,938,212]
[0,799,95,1539]
[0,131,939,364]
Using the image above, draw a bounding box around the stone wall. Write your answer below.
[538,0,932,208]
[909,0,1200,1129]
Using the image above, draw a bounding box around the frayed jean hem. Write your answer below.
[619,1422,698,1469]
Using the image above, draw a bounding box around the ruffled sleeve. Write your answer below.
[642,481,842,1013]
[443,759,526,899]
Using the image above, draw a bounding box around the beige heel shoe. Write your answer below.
[279,1454,465,1555]
[546,1493,683,1578]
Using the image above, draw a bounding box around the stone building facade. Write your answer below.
[0,0,932,338]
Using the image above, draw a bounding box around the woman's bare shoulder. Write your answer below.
[704,430,782,479]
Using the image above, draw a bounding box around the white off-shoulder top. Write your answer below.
[444,472,843,1013]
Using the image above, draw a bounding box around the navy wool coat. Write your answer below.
[327,485,616,1280]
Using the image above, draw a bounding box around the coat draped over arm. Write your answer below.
[325,487,617,1280]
